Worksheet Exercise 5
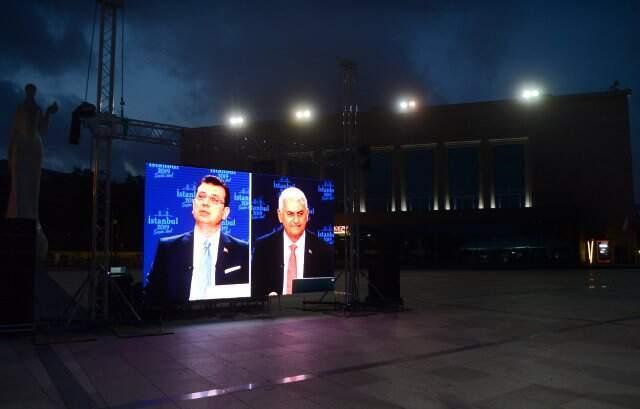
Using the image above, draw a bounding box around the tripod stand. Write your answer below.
[64,267,141,326]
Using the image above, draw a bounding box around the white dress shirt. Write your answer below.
[189,228,220,301]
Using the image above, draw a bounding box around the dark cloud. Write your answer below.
[3,1,640,197]
[122,2,437,123]
[0,81,91,169]
[0,81,22,160]
[38,93,177,180]
[118,0,548,123]
[0,78,173,181]
[0,1,92,77]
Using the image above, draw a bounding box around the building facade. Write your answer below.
[181,90,635,266]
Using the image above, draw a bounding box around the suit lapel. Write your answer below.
[303,231,314,277]
[304,233,310,265]
[216,232,229,266]
[216,233,229,271]
[275,231,285,292]
[180,231,195,299]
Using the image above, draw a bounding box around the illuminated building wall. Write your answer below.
[181,90,634,265]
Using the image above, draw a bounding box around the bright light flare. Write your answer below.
[227,113,246,128]
[520,88,542,101]
[292,106,314,123]
[397,97,418,113]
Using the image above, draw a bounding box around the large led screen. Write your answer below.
[251,174,335,298]
[143,163,334,305]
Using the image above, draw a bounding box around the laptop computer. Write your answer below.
[292,277,335,294]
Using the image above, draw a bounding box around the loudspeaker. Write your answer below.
[0,219,36,325]
[69,102,96,145]
[366,237,402,305]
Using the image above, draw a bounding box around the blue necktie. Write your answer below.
[202,239,212,288]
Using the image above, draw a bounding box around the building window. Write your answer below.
[448,146,479,210]
[365,149,393,212]
[404,149,434,211]
[493,144,525,208]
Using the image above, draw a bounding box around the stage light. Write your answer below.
[397,97,418,113]
[522,89,540,99]
[227,113,246,128]
[292,105,314,123]
[519,86,543,102]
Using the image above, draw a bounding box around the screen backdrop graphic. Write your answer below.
[143,163,250,296]
[143,163,335,302]
[251,174,335,245]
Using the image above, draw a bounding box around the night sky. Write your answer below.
[1,1,639,198]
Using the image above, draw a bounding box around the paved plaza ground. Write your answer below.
[2,268,640,408]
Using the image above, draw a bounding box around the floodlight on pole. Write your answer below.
[397,97,418,113]
[227,113,247,128]
[520,87,542,102]
[292,105,314,123]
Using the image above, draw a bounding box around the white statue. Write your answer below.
[6,83,58,260]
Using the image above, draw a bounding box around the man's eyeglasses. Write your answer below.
[195,193,225,206]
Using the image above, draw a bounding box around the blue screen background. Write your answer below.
[143,163,250,285]
[251,174,335,245]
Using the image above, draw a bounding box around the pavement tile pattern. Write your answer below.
[2,268,640,408]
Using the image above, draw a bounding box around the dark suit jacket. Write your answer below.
[251,228,334,298]
[145,230,249,305]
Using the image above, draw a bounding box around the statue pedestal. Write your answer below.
[0,219,35,326]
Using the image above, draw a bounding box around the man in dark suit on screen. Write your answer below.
[146,175,249,306]
[252,187,333,298]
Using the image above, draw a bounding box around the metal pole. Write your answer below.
[96,4,105,113]
[342,107,351,306]
[339,59,360,309]
[90,0,121,321]
[352,105,360,304]
[89,135,99,320]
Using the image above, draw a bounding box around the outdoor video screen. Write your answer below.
[143,163,335,305]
